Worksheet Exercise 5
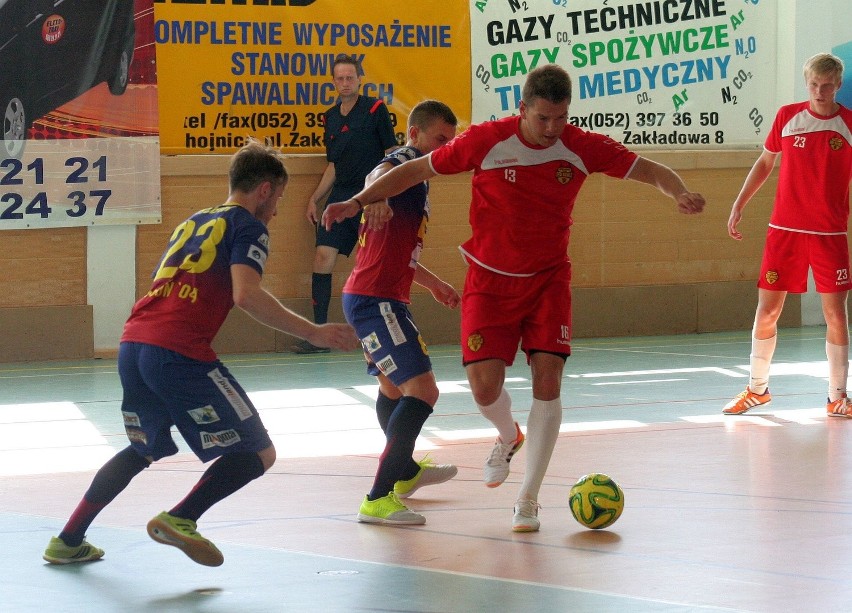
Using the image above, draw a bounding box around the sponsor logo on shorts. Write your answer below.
[201,429,242,449]
[126,428,147,445]
[556,166,573,184]
[208,368,254,421]
[765,270,779,284]
[188,405,221,424]
[467,332,484,352]
[376,355,398,375]
[362,332,381,353]
[380,302,406,346]
[247,245,268,270]
[122,411,141,428]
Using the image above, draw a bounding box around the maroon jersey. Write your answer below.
[122,204,270,362]
[344,146,428,302]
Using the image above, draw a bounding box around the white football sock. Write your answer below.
[749,334,776,394]
[826,341,849,401]
[517,398,563,502]
[477,387,517,443]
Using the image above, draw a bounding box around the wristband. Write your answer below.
[351,197,363,210]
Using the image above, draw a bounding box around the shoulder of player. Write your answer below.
[384,146,420,164]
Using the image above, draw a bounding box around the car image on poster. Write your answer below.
[0,0,136,159]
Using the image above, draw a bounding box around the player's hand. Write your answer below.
[676,192,705,215]
[362,201,393,231]
[308,323,360,352]
[306,200,319,224]
[430,282,460,308]
[322,201,359,230]
[727,207,744,240]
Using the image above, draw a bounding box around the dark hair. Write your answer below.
[522,64,572,106]
[408,99,458,131]
[332,54,361,77]
[229,138,288,193]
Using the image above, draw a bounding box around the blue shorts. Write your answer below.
[343,294,432,386]
[118,342,272,463]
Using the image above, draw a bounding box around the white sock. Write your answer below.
[749,334,776,394]
[826,341,849,401]
[477,388,517,443]
[517,398,563,502]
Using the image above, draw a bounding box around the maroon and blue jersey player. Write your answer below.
[43,139,358,567]
[341,100,462,525]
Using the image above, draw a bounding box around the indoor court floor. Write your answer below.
[3,327,852,612]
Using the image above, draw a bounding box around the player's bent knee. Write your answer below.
[258,444,277,472]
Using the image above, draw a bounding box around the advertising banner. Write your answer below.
[153,0,471,155]
[470,0,777,149]
[0,0,160,230]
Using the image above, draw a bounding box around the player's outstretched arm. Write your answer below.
[231,264,359,350]
[322,156,436,230]
[627,157,706,215]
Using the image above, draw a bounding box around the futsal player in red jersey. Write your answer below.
[723,53,852,417]
[325,64,705,532]
[342,100,460,525]
[43,139,358,566]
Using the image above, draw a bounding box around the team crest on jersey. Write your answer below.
[188,405,221,424]
[829,136,843,151]
[556,166,573,184]
[361,332,381,353]
[467,332,484,352]
[765,270,779,284]
[258,233,270,248]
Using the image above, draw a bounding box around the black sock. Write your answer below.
[311,273,332,324]
[368,397,433,500]
[169,452,266,522]
[59,446,149,546]
[375,391,399,433]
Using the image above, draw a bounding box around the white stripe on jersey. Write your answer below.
[781,109,852,145]
[478,134,590,175]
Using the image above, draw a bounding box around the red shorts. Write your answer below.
[461,260,572,366]
[758,228,851,293]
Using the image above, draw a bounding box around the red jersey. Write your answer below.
[429,115,637,276]
[766,102,852,234]
[122,204,270,362]
[344,146,428,302]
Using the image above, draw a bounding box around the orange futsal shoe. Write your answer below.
[722,388,771,415]
[827,396,852,418]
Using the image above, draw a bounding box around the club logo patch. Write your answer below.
[376,355,398,375]
[122,411,141,428]
[829,136,843,151]
[361,332,381,353]
[201,429,242,449]
[126,428,147,445]
[467,332,484,352]
[765,270,779,284]
[556,166,573,184]
[188,405,221,424]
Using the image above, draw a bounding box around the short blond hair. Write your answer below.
[803,53,844,83]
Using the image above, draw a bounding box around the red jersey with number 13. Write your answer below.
[428,115,637,276]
